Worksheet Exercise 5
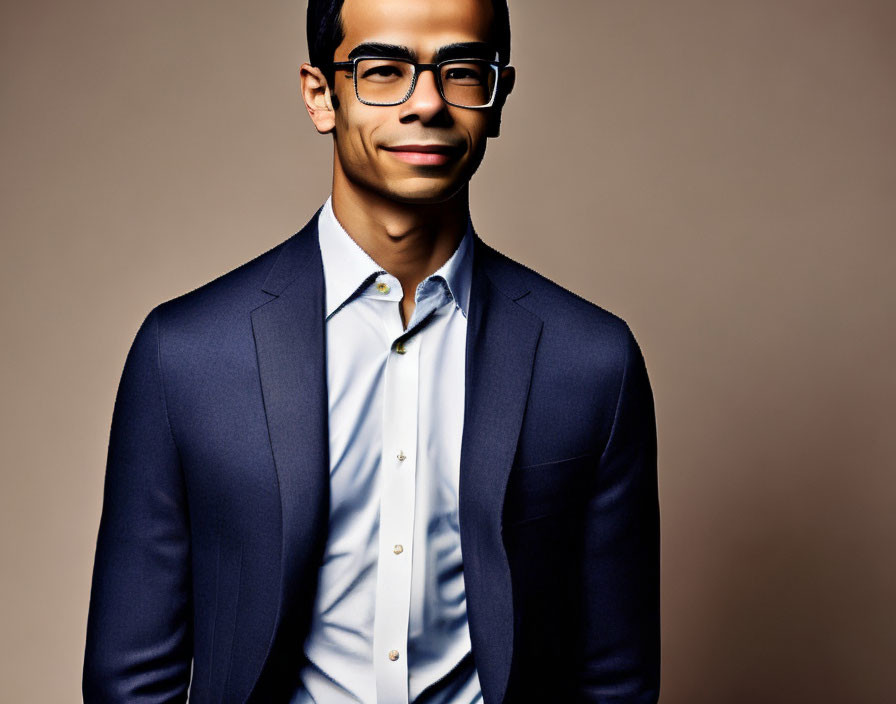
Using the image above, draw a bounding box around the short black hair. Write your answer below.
[307,0,511,86]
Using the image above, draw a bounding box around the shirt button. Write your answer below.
[388,649,400,661]
[393,544,404,554]
[397,450,406,461]
[395,340,407,354]
[376,282,390,294]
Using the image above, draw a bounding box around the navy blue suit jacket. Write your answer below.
[83,207,660,703]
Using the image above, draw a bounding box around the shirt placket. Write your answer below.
[370,272,455,704]
[373,277,423,704]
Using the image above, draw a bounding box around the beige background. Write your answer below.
[2,1,894,701]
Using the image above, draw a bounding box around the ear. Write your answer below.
[300,62,337,134]
[486,65,515,138]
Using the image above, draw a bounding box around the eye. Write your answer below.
[358,59,409,83]
[367,66,398,77]
[444,65,486,84]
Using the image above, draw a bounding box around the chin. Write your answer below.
[382,182,465,205]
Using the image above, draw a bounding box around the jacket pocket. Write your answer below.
[502,453,596,528]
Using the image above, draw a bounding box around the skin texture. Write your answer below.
[300,0,515,327]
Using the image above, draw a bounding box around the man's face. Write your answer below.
[326,0,512,204]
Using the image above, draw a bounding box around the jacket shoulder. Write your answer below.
[130,229,302,365]
[152,206,322,327]
[484,242,636,347]
[484,243,651,460]
[158,235,291,317]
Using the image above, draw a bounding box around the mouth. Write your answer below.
[381,143,462,166]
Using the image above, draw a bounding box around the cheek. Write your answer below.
[336,112,382,166]
[466,113,490,141]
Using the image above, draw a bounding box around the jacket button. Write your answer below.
[388,649,400,661]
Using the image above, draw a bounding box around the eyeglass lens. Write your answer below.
[354,59,497,107]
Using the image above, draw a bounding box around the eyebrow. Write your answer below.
[346,41,498,63]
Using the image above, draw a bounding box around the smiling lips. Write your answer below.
[382,143,460,166]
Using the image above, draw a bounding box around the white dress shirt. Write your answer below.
[291,196,483,704]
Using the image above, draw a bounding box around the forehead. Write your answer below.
[337,0,496,60]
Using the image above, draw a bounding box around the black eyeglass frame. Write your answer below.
[326,56,506,109]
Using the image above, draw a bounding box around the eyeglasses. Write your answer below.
[327,56,504,109]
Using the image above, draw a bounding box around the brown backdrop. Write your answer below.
[2,1,894,701]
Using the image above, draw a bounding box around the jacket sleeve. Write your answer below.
[83,306,193,702]
[577,323,661,703]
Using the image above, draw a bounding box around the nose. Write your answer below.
[400,67,448,121]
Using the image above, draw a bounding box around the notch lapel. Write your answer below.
[245,209,331,702]
[244,212,543,704]
[460,234,544,704]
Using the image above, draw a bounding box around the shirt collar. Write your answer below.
[317,194,473,321]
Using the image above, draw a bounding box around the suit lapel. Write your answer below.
[246,208,331,701]
[460,234,543,703]
[245,210,543,704]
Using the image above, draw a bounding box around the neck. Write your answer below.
[329,162,469,301]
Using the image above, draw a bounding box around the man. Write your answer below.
[83,0,660,701]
